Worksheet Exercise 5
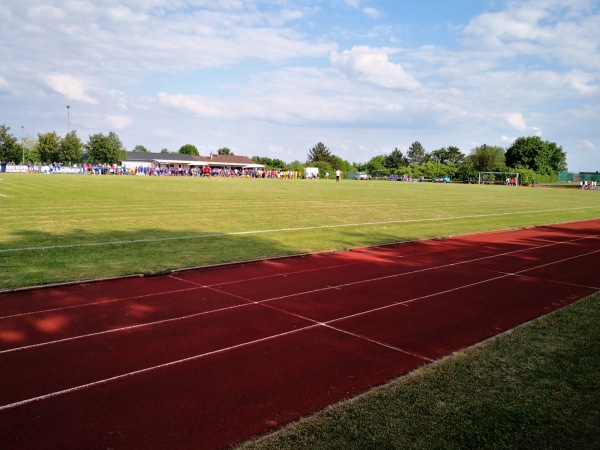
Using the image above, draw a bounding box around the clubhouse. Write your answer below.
[123,151,264,172]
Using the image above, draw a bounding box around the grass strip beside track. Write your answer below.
[1,174,599,290]
[239,291,600,450]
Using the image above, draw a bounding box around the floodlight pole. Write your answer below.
[66,105,70,133]
[21,125,24,165]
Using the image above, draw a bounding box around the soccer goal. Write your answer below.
[478,172,520,186]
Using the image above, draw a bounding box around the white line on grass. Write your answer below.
[1,206,599,254]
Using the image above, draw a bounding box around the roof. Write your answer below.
[123,151,264,168]
[194,154,262,167]
[125,151,198,165]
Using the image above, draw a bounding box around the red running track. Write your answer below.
[1,220,599,449]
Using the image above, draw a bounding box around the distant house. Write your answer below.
[122,151,264,170]
[123,151,199,169]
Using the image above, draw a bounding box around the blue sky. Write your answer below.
[1,0,599,171]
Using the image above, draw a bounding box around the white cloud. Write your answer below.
[1,0,599,171]
[581,139,596,150]
[157,93,227,119]
[27,5,66,21]
[507,113,527,130]
[344,0,361,8]
[43,74,98,104]
[106,116,133,129]
[330,46,421,90]
[363,7,381,19]
[0,4,12,20]
[462,1,600,69]
[0,75,9,92]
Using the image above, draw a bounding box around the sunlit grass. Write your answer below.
[1,173,599,289]
[2,173,599,448]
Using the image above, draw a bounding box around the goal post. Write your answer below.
[478,172,520,186]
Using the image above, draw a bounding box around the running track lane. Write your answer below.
[0,220,598,449]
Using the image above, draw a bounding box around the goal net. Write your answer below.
[478,172,519,186]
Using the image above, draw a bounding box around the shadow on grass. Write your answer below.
[2,220,598,291]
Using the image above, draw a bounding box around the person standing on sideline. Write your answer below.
[336,169,341,182]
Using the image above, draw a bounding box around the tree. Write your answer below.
[252,156,286,169]
[60,131,83,163]
[330,155,353,171]
[384,148,408,169]
[269,158,286,169]
[0,124,19,163]
[429,148,449,164]
[18,138,36,164]
[133,145,149,152]
[467,144,506,172]
[420,161,459,179]
[455,161,478,182]
[446,146,465,165]
[310,160,334,178]
[218,147,233,155]
[86,131,126,164]
[406,141,428,165]
[286,160,305,173]
[365,154,387,175]
[35,132,61,163]
[429,146,464,165]
[307,142,334,165]
[160,148,170,154]
[179,144,199,156]
[505,136,567,174]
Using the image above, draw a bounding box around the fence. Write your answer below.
[558,172,600,183]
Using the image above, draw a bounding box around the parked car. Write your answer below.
[355,172,368,180]
[432,176,450,183]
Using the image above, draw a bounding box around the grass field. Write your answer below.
[1,173,599,290]
[1,173,599,448]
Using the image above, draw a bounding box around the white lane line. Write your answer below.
[2,235,596,352]
[3,231,595,320]
[1,206,598,254]
[0,301,255,355]
[0,323,321,412]
[1,236,597,411]
[201,284,435,363]
[0,287,202,320]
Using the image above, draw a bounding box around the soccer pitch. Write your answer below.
[1,174,599,290]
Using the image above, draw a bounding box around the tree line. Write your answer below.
[0,124,567,183]
[295,139,567,184]
[0,125,235,166]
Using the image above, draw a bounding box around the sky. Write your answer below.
[1,0,599,171]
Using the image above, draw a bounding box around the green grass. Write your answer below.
[1,174,599,290]
[1,173,599,448]
[239,291,600,450]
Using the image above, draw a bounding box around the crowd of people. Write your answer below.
[580,180,598,189]
[0,161,305,179]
